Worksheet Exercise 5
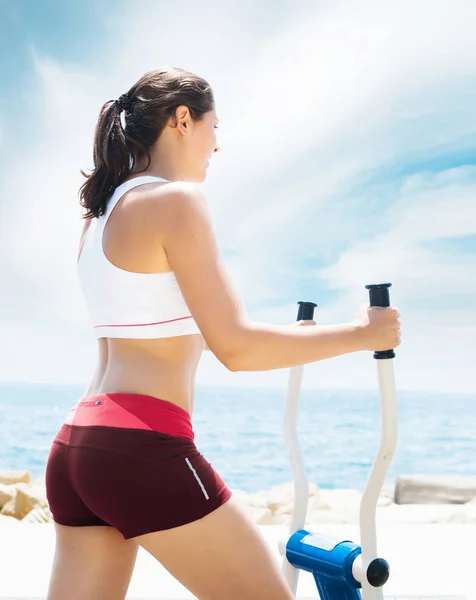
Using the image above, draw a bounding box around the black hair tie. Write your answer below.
[116,93,134,112]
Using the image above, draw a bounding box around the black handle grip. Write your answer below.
[365,283,395,360]
[296,301,317,322]
[366,282,391,308]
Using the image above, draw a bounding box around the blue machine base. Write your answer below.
[286,529,362,600]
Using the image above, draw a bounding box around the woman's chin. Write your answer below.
[195,166,209,183]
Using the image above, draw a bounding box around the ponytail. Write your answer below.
[79,100,133,219]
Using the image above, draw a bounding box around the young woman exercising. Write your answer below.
[45,67,401,600]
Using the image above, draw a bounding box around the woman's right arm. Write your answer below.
[158,184,400,372]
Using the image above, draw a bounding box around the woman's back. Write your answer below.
[78,176,206,413]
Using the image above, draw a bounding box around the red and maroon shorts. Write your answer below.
[45,393,232,539]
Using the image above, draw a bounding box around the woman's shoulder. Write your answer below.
[141,180,210,224]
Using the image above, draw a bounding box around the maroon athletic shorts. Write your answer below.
[45,393,232,539]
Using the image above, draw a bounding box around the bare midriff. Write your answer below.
[83,335,205,416]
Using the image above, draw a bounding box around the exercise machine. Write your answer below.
[280,283,398,599]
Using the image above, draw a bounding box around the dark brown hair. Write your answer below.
[79,67,214,219]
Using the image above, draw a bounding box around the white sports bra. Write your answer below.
[77,176,201,339]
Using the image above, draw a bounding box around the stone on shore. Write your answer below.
[22,504,53,524]
[0,481,49,521]
[0,498,17,518]
[229,490,278,524]
[15,485,49,520]
[0,513,22,526]
[395,475,476,504]
[0,470,31,486]
[229,478,476,526]
[0,483,16,509]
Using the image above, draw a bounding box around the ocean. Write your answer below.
[0,382,475,493]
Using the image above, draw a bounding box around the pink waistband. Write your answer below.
[64,393,194,440]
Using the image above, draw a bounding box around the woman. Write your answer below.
[45,67,401,600]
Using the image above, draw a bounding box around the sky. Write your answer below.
[0,0,475,393]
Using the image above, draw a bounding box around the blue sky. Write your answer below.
[1,0,475,392]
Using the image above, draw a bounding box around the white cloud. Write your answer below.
[1,0,475,393]
[318,168,476,299]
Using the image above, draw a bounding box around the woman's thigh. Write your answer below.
[47,524,138,600]
[135,500,294,600]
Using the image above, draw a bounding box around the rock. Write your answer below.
[264,481,320,517]
[315,489,361,511]
[22,504,53,524]
[252,507,279,525]
[246,491,269,508]
[14,485,48,520]
[1,498,17,518]
[0,484,48,520]
[395,475,476,505]
[0,484,16,510]
[265,482,319,512]
[228,478,476,526]
[230,483,321,525]
[0,470,31,486]
[302,490,361,525]
[229,489,253,512]
[0,513,22,526]
[229,491,280,524]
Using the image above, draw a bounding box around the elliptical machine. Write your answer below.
[280,283,398,600]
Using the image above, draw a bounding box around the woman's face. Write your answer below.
[177,106,220,182]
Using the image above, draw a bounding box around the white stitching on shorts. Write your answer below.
[185,457,209,500]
